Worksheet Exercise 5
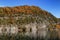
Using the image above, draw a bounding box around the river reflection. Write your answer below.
[0,28,60,40]
[18,29,60,40]
[14,29,60,40]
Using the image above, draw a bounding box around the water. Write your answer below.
[0,29,60,40]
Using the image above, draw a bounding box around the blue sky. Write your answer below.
[0,0,60,18]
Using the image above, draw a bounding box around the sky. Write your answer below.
[0,0,60,18]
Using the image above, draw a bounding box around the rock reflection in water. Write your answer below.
[0,24,60,40]
[17,29,60,40]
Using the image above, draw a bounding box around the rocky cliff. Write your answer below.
[0,5,59,39]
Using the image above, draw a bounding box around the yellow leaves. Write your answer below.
[5,7,11,12]
[0,5,55,18]
[0,8,3,13]
[0,6,42,14]
[56,24,60,29]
